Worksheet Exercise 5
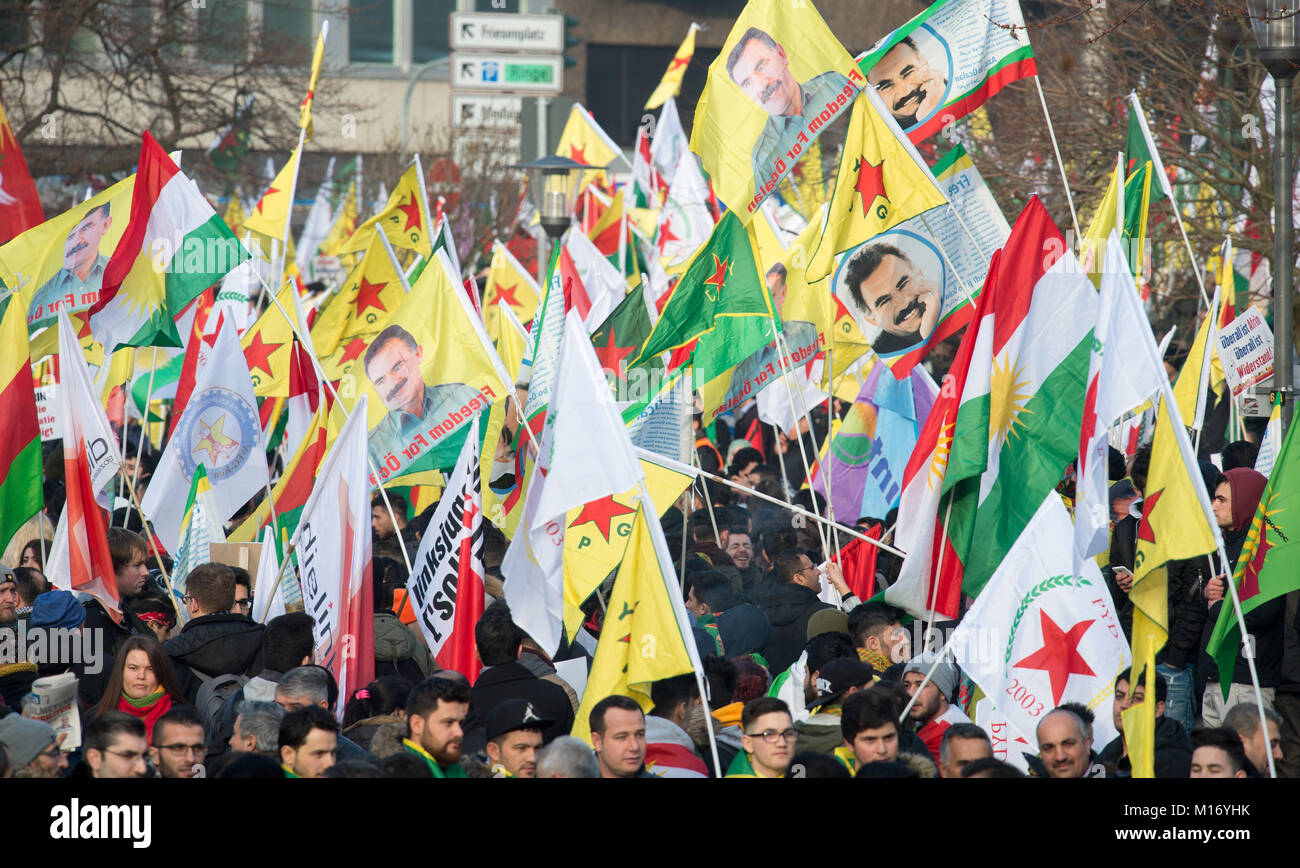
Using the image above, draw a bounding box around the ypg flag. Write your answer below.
[692,0,864,222]
[633,212,776,386]
[0,94,45,243]
[950,496,1130,753]
[352,252,511,482]
[806,87,946,284]
[556,103,628,190]
[645,23,699,110]
[240,283,299,397]
[299,26,326,141]
[1207,409,1300,698]
[3,176,134,335]
[243,148,300,241]
[858,0,1036,144]
[311,233,405,362]
[571,502,701,745]
[483,241,541,345]
[339,160,433,257]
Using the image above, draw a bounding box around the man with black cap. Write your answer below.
[0,713,66,778]
[0,566,17,625]
[795,658,875,754]
[481,699,551,778]
[902,654,970,763]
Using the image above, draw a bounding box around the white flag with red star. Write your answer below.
[950,495,1131,750]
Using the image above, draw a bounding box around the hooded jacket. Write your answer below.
[1198,468,1283,687]
[1098,715,1192,778]
[373,609,436,682]
[164,613,265,703]
[759,583,833,676]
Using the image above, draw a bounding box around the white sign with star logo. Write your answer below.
[951,495,1131,750]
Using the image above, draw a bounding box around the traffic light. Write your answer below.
[563,14,579,68]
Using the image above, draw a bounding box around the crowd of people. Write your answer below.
[0,398,1294,781]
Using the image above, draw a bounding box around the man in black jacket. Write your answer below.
[164,563,264,704]
[1098,668,1191,778]
[461,604,575,756]
[759,551,833,676]
[81,528,154,655]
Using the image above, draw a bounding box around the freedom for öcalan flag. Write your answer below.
[950,495,1130,752]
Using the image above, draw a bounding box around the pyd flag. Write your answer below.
[940,196,1098,602]
[950,495,1130,752]
[480,301,530,540]
[339,161,433,257]
[1079,153,1152,285]
[0,292,43,549]
[690,0,864,222]
[142,317,271,553]
[407,414,486,681]
[590,282,658,410]
[169,464,227,607]
[1171,285,1226,432]
[240,283,299,397]
[571,502,700,745]
[299,26,326,141]
[56,309,121,618]
[244,148,300,241]
[806,88,946,283]
[646,23,700,110]
[857,0,1037,144]
[562,458,694,640]
[1074,232,1167,561]
[1207,400,1300,698]
[319,178,358,258]
[657,150,715,271]
[291,395,375,714]
[222,193,247,238]
[483,241,541,345]
[503,311,642,656]
[0,94,45,243]
[90,133,248,353]
[632,212,777,385]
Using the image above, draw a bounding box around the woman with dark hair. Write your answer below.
[19,538,44,571]
[341,676,412,752]
[92,635,187,741]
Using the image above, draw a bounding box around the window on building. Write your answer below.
[585,43,719,147]
[197,0,248,62]
[348,0,395,64]
[263,0,313,52]
[412,0,456,64]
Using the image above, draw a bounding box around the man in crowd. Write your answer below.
[1035,707,1108,778]
[646,674,708,777]
[727,696,795,778]
[482,699,550,779]
[1222,703,1283,777]
[83,528,152,653]
[1189,728,1250,778]
[0,714,65,778]
[404,676,471,778]
[1099,668,1191,778]
[761,551,834,675]
[150,706,207,779]
[835,689,900,774]
[274,666,371,763]
[848,602,910,675]
[0,567,16,626]
[589,694,651,779]
[938,724,993,779]
[165,562,265,703]
[536,736,601,778]
[229,700,284,759]
[278,706,338,778]
[82,711,149,779]
[902,655,971,761]
[372,493,408,540]
[795,657,875,754]
[724,528,764,594]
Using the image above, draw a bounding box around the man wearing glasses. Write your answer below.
[150,706,207,778]
[81,711,149,778]
[230,568,253,617]
[164,563,266,705]
[727,697,797,778]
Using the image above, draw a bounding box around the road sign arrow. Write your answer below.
[460,22,474,38]
[460,62,475,80]
[461,104,475,122]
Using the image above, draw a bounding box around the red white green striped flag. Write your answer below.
[0,291,43,550]
[858,0,1037,144]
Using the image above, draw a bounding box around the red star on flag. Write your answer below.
[354,277,389,315]
[594,326,636,374]
[494,282,520,309]
[569,143,588,164]
[703,253,729,298]
[657,218,680,253]
[668,55,689,72]
[853,156,888,214]
[254,186,279,215]
[339,337,368,364]
[1136,488,1163,544]
[396,193,422,233]
[569,495,637,542]
[243,331,283,377]
[1014,610,1097,706]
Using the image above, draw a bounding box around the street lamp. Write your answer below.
[1248,1,1300,435]
[512,155,598,239]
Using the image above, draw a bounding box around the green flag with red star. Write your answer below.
[631,211,776,386]
[589,281,662,421]
[1207,404,1300,699]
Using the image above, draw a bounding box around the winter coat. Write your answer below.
[1098,715,1192,778]
[164,613,265,704]
[461,662,575,756]
[759,582,833,676]
[373,610,437,683]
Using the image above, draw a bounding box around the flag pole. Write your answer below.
[1033,76,1082,243]
[768,320,828,559]
[692,448,723,547]
[897,628,960,723]
[128,347,160,500]
[636,446,906,557]
[923,489,955,643]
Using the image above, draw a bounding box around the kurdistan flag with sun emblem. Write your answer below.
[90,132,248,353]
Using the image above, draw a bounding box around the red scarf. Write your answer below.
[117,690,174,742]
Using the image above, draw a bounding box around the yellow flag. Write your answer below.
[240,283,298,397]
[311,233,406,363]
[806,89,946,282]
[480,302,530,538]
[562,459,694,640]
[483,242,541,346]
[244,148,301,241]
[338,162,432,257]
[299,29,326,141]
[571,503,697,745]
[645,23,699,110]
[1171,287,1225,428]
[29,311,104,368]
[777,138,827,220]
[1122,588,1165,779]
[319,179,358,258]
[556,103,624,190]
[223,194,247,239]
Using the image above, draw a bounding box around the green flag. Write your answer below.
[590,281,661,421]
[1207,401,1300,698]
[631,212,777,384]
[1124,104,1169,205]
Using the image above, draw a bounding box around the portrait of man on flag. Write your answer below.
[363,321,481,469]
[836,232,943,357]
[27,203,114,327]
[866,29,950,131]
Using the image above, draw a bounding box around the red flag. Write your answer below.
[0,95,45,243]
[832,525,882,601]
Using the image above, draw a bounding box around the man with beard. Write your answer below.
[27,202,113,328]
[868,35,948,129]
[403,676,471,778]
[363,323,480,469]
[844,242,941,355]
